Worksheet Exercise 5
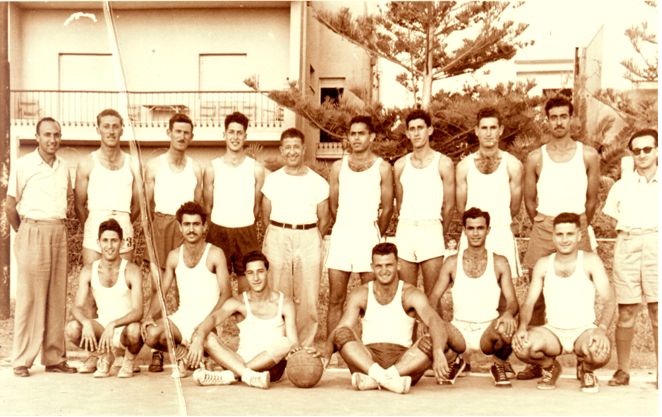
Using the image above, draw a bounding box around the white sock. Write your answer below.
[385,365,400,377]
[368,364,386,382]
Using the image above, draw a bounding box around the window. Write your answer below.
[199,54,248,91]
[319,78,345,143]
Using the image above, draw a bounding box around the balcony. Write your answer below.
[316,141,344,159]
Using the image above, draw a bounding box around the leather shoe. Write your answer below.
[516,363,542,380]
[608,369,630,386]
[13,366,30,377]
[45,362,78,374]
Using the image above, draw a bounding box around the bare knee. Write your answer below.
[66,320,82,344]
[124,323,142,345]
[333,326,357,351]
[203,333,220,350]
[145,325,163,348]
[617,304,640,328]
[648,303,658,328]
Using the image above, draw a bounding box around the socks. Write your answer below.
[385,365,400,378]
[368,363,387,382]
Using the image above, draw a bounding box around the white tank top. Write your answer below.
[91,259,132,323]
[361,281,415,347]
[466,152,512,227]
[175,243,220,317]
[211,156,255,227]
[88,151,133,213]
[237,292,286,355]
[537,142,587,216]
[452,250,500,323]
[336,156,382,222]
[154,154,197,216]
[543,251,596,329]
[399,152,443,220]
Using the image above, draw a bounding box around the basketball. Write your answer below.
[286,350,324,388]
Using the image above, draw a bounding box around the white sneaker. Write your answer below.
[351,373,379,391]
[246,370,270,389]
[118,357,135,378]
[193,369,235,386]
[171,358,188,378]
[379,375,412,394]
[79,355,98,374]
[93,354,113,378]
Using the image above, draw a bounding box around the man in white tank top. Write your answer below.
[143,113,203,373]
[394,110,455,302]
[188,251,300,389]
[75,109,141,265]
[513,213,615,393]
[317,243,464,394]
[430,208,519,387]
[325,116,394,340]
[66,219,144,379]
[204,112,266,294]
[142,202,232,378]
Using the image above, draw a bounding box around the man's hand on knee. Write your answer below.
[585,328,611,365]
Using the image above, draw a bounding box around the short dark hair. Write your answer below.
[169,113,194,132]
[476,107,502,126]
[462,207,491,228]
[628,128,658,150]
[242,250,269,271]
[544,97,574,117]
[175,201,207,225]
[225,112,249,132]
[36,117,61,135]
[372,242,398,259]
[280,127,305,144]
[553,212,581,229]
[98,218,123,240]
[349,115,375,133]
[97,109,123,126]
[405,109,432,128]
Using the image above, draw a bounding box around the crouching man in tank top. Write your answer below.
[142,202,232,378]
[513,213,615,393]
[66,219,144,378]
[317,243,465,394]
[187,251,301,389]
[429,208,519,387]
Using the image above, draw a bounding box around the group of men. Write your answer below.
[7,97,657,395]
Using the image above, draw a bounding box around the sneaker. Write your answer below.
[581,370,599,393]
[379,375,412,394]
[440,356,466,385]
[503,360,516,379]
[246,371,270,389]
[118,357,135,378]
[79,355,98,374]
[93,354,113,378]
[351,373,379,391]
[171,358,188,379]
[490,364,512,387]
[537,360,562,390]
[149,351,164,373]
[517,363,543,380]
[193,369,235,386]
[608,369,630,386]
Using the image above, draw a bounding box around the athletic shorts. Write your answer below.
[325,220,381,273]
[395,218,445,263]
[613,231,658,304]
[144,212,184,270]
[346,342,425,386]
[206,222,259,276]
[168,310,209,347]
[524,212,591,270]
[459,224,521,278]
[542,323,597,355]
[95,317,125,349]
[83,209,134,254]
[451,318,494,356]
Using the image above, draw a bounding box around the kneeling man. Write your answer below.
[66,219,144,378]
[513,212,615,392]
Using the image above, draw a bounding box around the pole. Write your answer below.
[0,2,10,319]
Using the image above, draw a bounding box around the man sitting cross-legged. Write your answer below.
[513,212,615,392]
[187,251,300,389]
[319,242,465,394]
[143,201,232,378]
[429,207,519,387]
[66,219,144,378]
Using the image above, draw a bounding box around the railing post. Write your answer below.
[0,2,10,319]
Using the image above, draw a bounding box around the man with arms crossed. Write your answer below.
[325,115,394,338]
[188,251,300,389]
[513,213,615,393]
[144,113,203,373]
[204,112,266,294]
[143,201,232,378]
[520,97,600,379]
[430,208,519,387]
[602,129,658,388]
[394,109,455,298]
[261,128,331,347]
[7,117,77,377]
[66,219,144,378]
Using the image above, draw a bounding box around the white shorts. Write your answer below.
[459,224,521,278]
[169,310,208,347]
[451,318,494,355]
[83,209,134,254]
[396,218,445,263]
[542,323,597,355]
[96,317,125,349]
[325,220,382,273]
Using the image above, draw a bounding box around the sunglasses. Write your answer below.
[631,146,656,156]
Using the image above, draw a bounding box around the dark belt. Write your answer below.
[270,220,317,230]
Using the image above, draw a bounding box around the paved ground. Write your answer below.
[0,360,658,416]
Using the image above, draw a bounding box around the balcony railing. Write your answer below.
[11,90,285,129]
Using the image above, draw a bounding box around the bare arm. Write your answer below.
[328,160,342,221]
[322,286,366,361]
[516,257,546,332]
[523,149,541,222]
[495,255,519,318]
[6,196,20,232]
[282,297,302,349]
[188,297,243,367]
[455,159,468,216]
[409,286,450,380]
[507,155,524,219]
[261,195,272,235]
[428,255,456,311]
[192,161,204,206]
[209,246,233,315]
[377,160,394,236]
[440,155,455,242]
[144,250,177,321]
[71,265,97,352]
[144,157,159,217]
[584,147,601,225]
[586,252,615,330]
[253,162,266,221]
[317,199,331,236]
[110,263,145,328]
[202,164,215,214]
[128,157,141,223]
[74,156,93,227]
[393,158,405,215]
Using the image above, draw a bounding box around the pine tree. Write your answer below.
[620,1,658,83]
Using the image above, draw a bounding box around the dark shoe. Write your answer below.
[45,362,77,373]
[503,360,516,379]
[608,369,630,386]
[537,360,562,390]
[461,363,471,376]
[13,366,30,377]
[581,370,599,393]
[149,351,164,373]
[490,363,512,387]
[517,363,543,380]
[440,355,465,385]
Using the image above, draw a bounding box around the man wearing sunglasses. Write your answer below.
[603,129,658,388]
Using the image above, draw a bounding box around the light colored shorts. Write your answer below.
[451,318,494,356]
[96,317,125,349]
[395,218,445,263]
[613,231,658,304]
[459,224,521,278]
[325,220,382,273]
[542,323,596,355]
[83,209,134,254]
[169,309,208,347]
